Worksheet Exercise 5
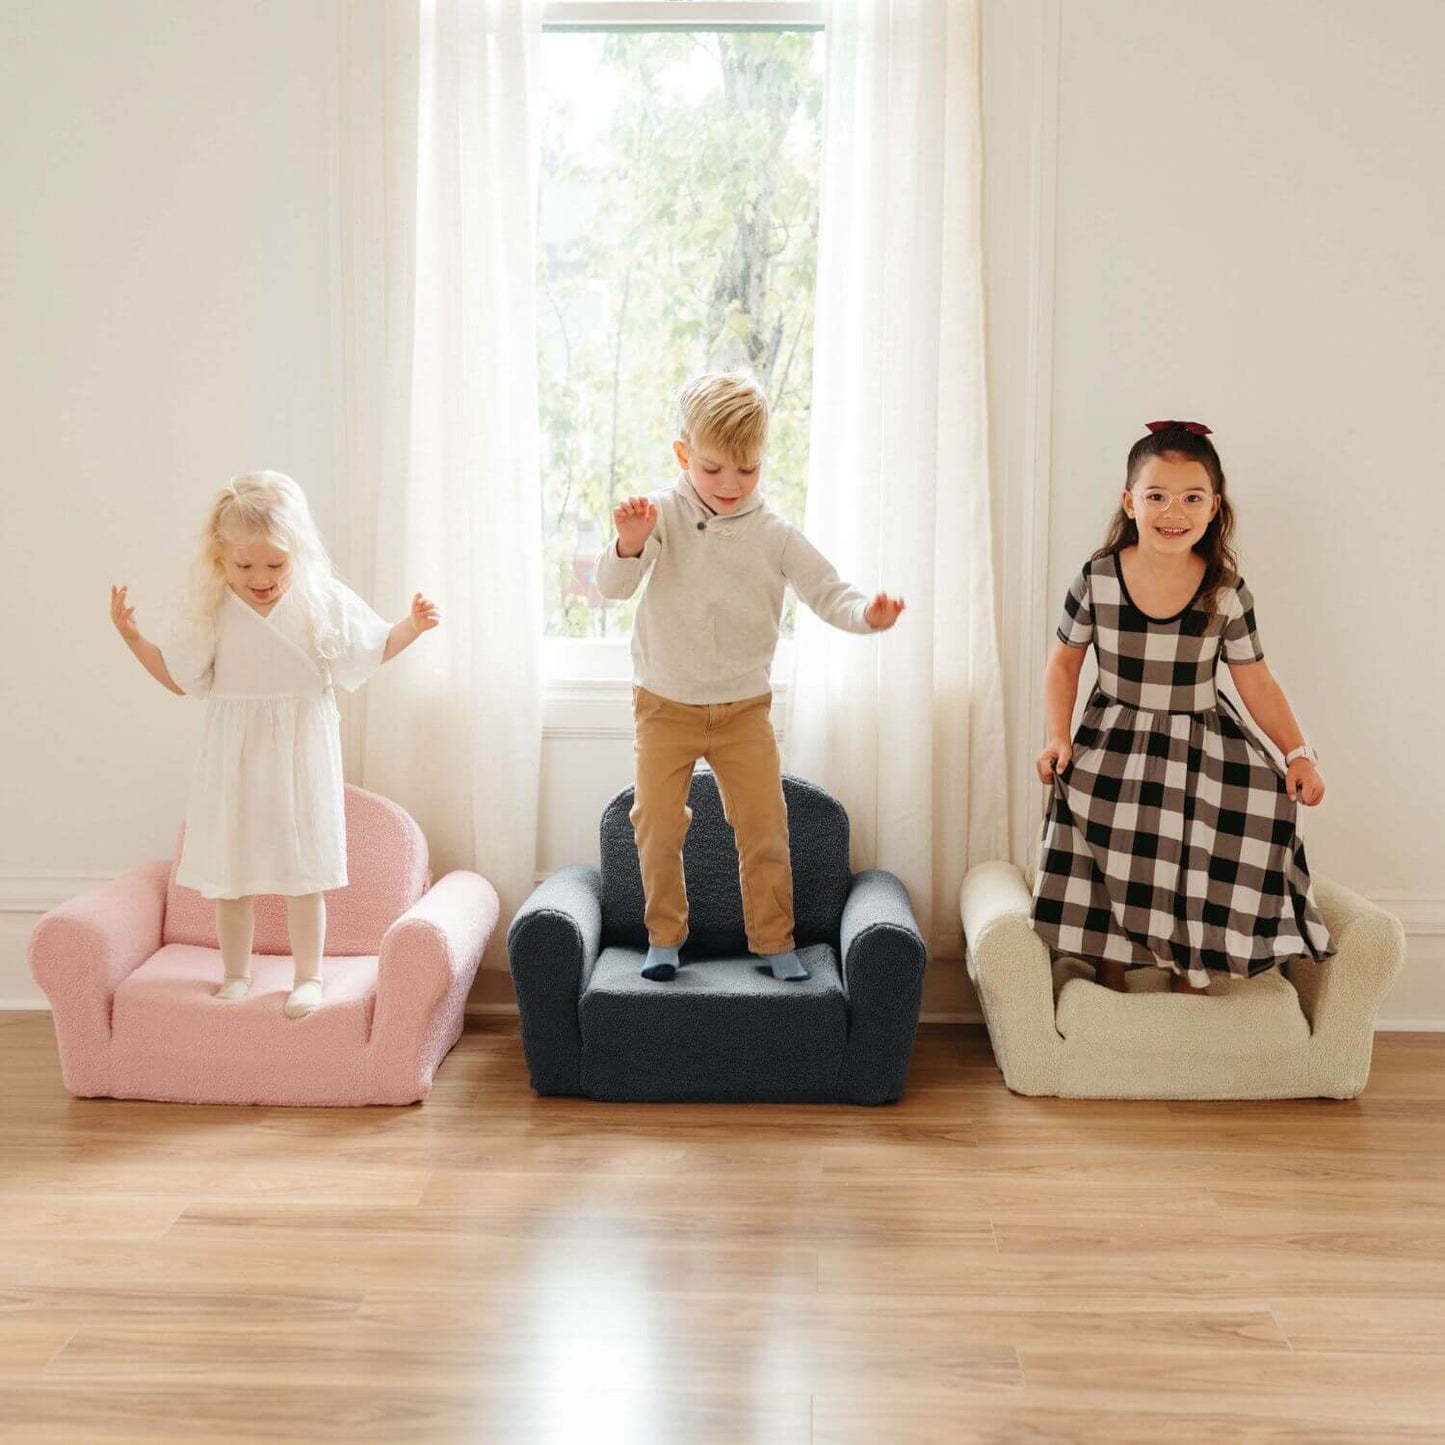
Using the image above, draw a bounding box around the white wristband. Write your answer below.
[1285,744,1318,766]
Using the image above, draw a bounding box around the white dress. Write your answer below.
[161,581,390,900]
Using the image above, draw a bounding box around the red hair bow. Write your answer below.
[1146,419,1212,436]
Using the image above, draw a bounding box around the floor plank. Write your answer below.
[1,1013,1443,1443]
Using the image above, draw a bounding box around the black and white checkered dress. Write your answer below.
[1030,552,1335,985]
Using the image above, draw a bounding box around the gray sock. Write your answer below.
[641,944,682,981]
[763,950,810,982]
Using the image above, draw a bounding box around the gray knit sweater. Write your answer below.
[594,475,875,704]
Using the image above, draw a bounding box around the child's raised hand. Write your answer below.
[410,592,441,633]
[110,584,141,642]
[1287,758,1325,806]
[613,495,658,558]
[1036,739,1073,784]
[865,593,906,631]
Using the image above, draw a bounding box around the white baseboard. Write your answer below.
[7,876,1445,1028]
[0,910,51,1010]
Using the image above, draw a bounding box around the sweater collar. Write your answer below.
[676,471,767,524]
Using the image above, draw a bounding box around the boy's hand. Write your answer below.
[110,584,141,643]
[410,592,441,634]
[1037,738,1073,784]
[1287,758,1325,806]
[614,496,658,558]
[864,592,905,631]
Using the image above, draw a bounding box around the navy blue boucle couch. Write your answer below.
[507,771,927,1104]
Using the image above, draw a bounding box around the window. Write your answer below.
[537,1,825,646]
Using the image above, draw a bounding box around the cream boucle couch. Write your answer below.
[959,863,1405,1100]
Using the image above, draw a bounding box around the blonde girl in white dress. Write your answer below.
[110,472,440,1018]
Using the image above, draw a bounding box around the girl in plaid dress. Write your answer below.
[1030,422,1335,993]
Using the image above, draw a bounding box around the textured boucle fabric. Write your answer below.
[508,866,604,1097]
[28,788,493,1106]
[581,944,846,1102]
[27,859,169,1098]
[110,947,378,1105]
[162,785,430,955]
[838,869,928,1104]
[598,771,850,954]
[369,870,500,1105]
[509,775,927,1104]
[961,861,1405,1100]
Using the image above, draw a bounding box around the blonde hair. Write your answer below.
[182,471,339,656]
[677,372,769,464]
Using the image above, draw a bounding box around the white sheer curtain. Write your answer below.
[334,0,544,964]
[785,0,1008,955]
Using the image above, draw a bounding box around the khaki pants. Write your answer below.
[630,687,794,954]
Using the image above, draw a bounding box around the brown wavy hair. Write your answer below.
[1092,425,1239,619]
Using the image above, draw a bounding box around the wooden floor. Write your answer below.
[3,1016,1445,1444]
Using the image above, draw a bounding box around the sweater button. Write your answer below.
[696,521,706,531]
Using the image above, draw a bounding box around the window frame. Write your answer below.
[538,0,820,703]
[542,1,825,32]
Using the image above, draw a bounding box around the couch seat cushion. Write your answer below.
[109,945,378,1104]
[579,943,846,1101]
[1053,958,1310,1054]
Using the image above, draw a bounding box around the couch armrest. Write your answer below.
[1287,877,1406,1096]
[837,870,927,1104]
[370,871,499,1094]
[27,860,170,1097]
[507,866,603,1097]
[959,861,1061,1094]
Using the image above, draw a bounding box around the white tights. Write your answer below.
[213,894,326,1017]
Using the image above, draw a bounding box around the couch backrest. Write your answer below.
[162,785,430,955]
[599,770,850,953]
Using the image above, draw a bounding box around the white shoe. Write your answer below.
[215,976,252,1001]
[283,979,323,1019]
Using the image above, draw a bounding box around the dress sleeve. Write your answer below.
[1222,577,1265,664]
[327,581,392,692]
[159,619,216,698]
[1055,566,1093,649]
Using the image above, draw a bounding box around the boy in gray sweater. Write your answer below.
[596,372,904,980]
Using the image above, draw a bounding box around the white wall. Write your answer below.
[0,0,337,1000]
[3,0,1442,1020]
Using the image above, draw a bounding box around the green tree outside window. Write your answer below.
[538,29,824,637]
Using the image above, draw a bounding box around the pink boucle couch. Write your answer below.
[28,786,499,1106]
